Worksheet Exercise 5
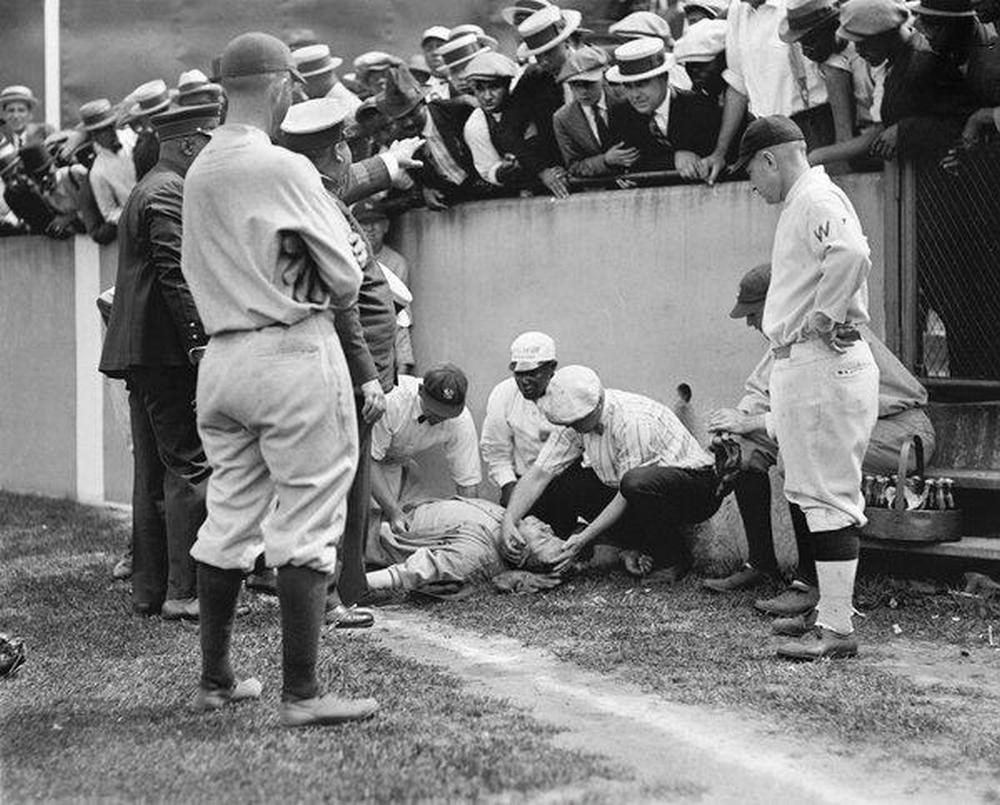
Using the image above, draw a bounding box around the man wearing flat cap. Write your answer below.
[501,366,722,579]
[705,265,934,616]
[553,46,639,176]
[100,103,221,622]
[369,364,482,557]
[724,115,878,661]
[181,32,378,726]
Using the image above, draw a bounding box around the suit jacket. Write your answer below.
[614,90,723,171]
[343,155,392,206]
[99,152,206,378]
[418,99,482,196]
[1,121,54,150]
[553,95,630,177]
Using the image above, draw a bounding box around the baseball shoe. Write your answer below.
[161,597,199,621]
[193,677,263,711]
[326,603,375,629]
[280,694,379,728]
[775,627,858,661]
[702,564,771,593]
[755,580,819,616]
[771,609,817,637]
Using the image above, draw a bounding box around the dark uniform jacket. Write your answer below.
[98,151,206,378]
[613,89,724,171]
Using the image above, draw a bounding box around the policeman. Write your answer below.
[727,116,879,660]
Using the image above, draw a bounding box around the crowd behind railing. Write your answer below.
[1,0,999,240]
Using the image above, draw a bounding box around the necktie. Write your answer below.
[593,107,611,148]
[649,117,671,149]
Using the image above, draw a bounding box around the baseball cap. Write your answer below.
[538,365,602,425]
[419,363,468,420]
[729,263,772,318]
[220,32,304,84]
[837,0,910,39]
[509,332,557,371]
[731,115,805,173]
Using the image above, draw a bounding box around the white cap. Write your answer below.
[465,51,519,80]
[280,97,351,135]
[177,69,209,92]
[421,26,451,44]
[672,19,727,64]
[509,331,557,371]
[538,365,602,425]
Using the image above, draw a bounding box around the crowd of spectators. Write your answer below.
[1,0,999,238]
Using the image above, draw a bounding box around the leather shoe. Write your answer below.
[776,627,858,661]
[771,609,817,637]
[280,693,379,727]
[194,677,263,711]
[754,581,819,616]
[161,597,199,621]
[326,604,375,629]
[702,564,770,593]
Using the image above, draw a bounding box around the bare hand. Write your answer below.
[604,141,640,168]
[348,231,369,265]
[387,137,425,170]
[869,124,898,161]
[552,532,589,575]
[706,408,756,435]
[360,379,386,424]
[698,151,726,185]
[389,510,411,535]
[539,167,570,200]
[819,325,858,354]
[674,150,703,181]
[422,185,449,211]
[500,518,528,567]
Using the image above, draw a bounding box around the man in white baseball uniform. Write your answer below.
[733,115,879,660]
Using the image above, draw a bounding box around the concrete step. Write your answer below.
[862,535,1000,562]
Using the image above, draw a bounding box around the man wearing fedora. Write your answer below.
[730,115,878,660]
[376,62,487,209]
[369,364,482,558]
[553,45,639,176]
[81,98,137,227]
[697,0,831,184]
[99,102,222,622]
[608,38,726,178]
[463,51,569,197]
[292,44,363,115]
[704,264,934,623]
[1,85,53,150]
[181,32,377,726]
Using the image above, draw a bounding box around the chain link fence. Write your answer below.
[913,144,1000,383]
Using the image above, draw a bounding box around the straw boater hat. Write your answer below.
[0,85,36,109]
[127,80,173,121]
[448,24,500,50]
[673,19,728,63]
[501,0,552,27]
[779,0,841,43]
[177,69,223,106]
[149,102,221,141]
[293,44,345,78]
[606,37,676,83]
[79,98,118,131]
[517,5,584,58]
[437,33,491,76]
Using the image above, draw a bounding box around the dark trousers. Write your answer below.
[337,402,371,606]
[128,366,209,607]
[618,466,722,567]
[528,460,611,538]
[790,104,835,152]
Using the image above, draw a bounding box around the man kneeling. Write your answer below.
[501,365,723,578]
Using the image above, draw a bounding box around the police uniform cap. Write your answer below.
[280,97,351,152]
[149,103,221,141]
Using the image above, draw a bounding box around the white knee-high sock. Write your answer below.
[814,559,858,635]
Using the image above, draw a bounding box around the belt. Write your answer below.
[773,328,861,360]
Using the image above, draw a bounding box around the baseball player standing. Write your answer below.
[732,115,879,660]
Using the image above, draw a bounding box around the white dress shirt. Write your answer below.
[536,389,712,488]
[763,166,871,348]
[371,375,483,487]
[480,377,563,487]
[88,127,137,225]
[824,42,877,128]
[463,108,506,185]
[722,0,827,117]
[653,91,672,137]
[580,93,610,145]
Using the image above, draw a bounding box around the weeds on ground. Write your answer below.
[0,493,624,801]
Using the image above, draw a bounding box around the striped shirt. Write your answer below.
[535,389,712,488]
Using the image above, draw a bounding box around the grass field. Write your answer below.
[0,493,623,801]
